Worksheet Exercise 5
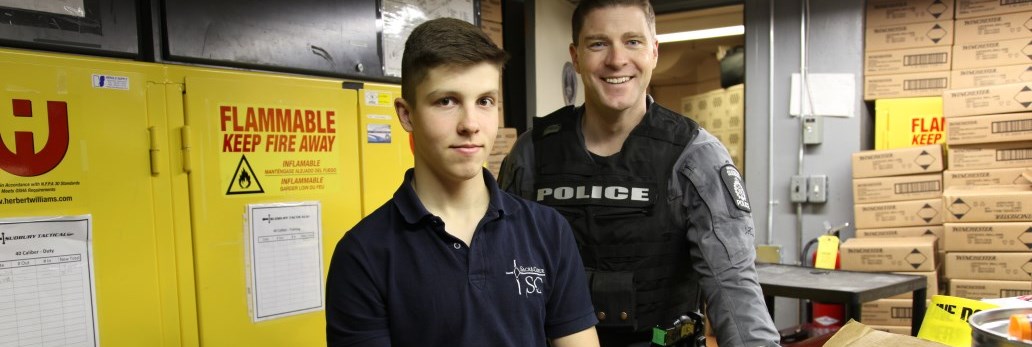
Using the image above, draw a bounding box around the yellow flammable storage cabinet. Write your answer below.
[355,83,414,215]
[169,65,362,346]
[0,48,186,345]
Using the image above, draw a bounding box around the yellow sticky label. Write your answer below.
[377,92,392,106]
[917,295,999,347]
[814,235,839,269]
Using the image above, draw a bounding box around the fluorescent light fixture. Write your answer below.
[656,25,744,43]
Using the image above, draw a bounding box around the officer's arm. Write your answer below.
[550,327,600,347]
[326,235,391,347]
[680,140,780,347]
[498,131,535,199]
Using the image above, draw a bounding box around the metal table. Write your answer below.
[755,263,928,336]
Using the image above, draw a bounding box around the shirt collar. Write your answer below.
[394,168,506,226]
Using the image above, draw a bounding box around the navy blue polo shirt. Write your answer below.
[326,169,597,347]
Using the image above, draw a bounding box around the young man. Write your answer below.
[325,18,600,347]
[498,1,781,346]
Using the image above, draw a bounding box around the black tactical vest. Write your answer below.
[532,104,699,331]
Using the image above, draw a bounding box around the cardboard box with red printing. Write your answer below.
[943,185,1032,222]
[856,225,945,250]
[861,298,927,326]
[865,71,950,100]
[944,252,1032,281]
[951,64,1032,89]
[853,173,943,204]
[952,38,1032,70]
[942,82,1032,118]
[866,20,954,51]
[491,127,517,155]
[480,0,502,23]
[949,278,1032,299]
[854,198,944,229]
[853,144,945,178]
[954,11,1032,43]
[944,222,1032,251]
[866,46,953,76]
[957,0,1032,19]
[946,112,1032,144]
[874,97,945,150]
[948,142,1032,170]
[867,0,954,26]
[841,236,937,271]
[944,167,1032,188]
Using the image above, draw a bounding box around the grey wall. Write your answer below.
[744,0,871,328]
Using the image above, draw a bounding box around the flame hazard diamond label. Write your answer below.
[227,155,265,195]
[905,249,927,269]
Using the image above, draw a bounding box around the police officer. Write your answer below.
[497,0,781,346]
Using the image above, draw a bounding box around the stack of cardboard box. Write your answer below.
[846,144,946,330]
[680,84,744,170]
[479,0,503,49]
[864,0,955,150]
[864,0,954,101]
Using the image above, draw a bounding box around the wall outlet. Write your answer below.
[809,174,828,203]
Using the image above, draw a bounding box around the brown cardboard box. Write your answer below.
[856,225,945,250]
[946,112,1032,144]
[854,198,944,229]
[866,20,954,51]
[861,298,926,326]
[865,46,953,76]
[943,186,1032,222]
[957,0,1032,19]
[949,278,1032,299]
[867,0,955,26]
[480,20,503,49]
[942,82,1032,118]
[890,271,940,299]
[944,252,1032,280]
[826,320,946,346]
[865,71,950,100]
[868,325,913,334]
[480,0,502,23]
[951,64,1032,89]
[952,38,1032,70]
[943,167,1032,188]
[947,142,1032,170]
[840,236,937,272]
[853,173,944,204]
[491,127,517,155]
[944,222,1032,251]
[852,144,945,178]
[955,11,1032,43]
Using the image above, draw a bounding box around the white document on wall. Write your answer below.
[790,73,856,118]
[381,0,475,77]
[245,202,324,322]
[0,215,98,347]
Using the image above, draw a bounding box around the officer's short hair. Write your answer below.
[571,0,656,46]
[400,17,508,104]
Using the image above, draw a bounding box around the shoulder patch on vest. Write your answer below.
[720,164,751,212]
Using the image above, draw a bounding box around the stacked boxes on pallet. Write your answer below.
[680,84,745,171]
[847,144,946,330]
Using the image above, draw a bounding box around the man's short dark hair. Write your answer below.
[401,17,508,103]
[571,0,656,46]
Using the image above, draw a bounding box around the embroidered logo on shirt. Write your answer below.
[720,164,751,212]
[505,260,546,296]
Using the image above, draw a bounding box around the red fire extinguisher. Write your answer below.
[801,223,850,333]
